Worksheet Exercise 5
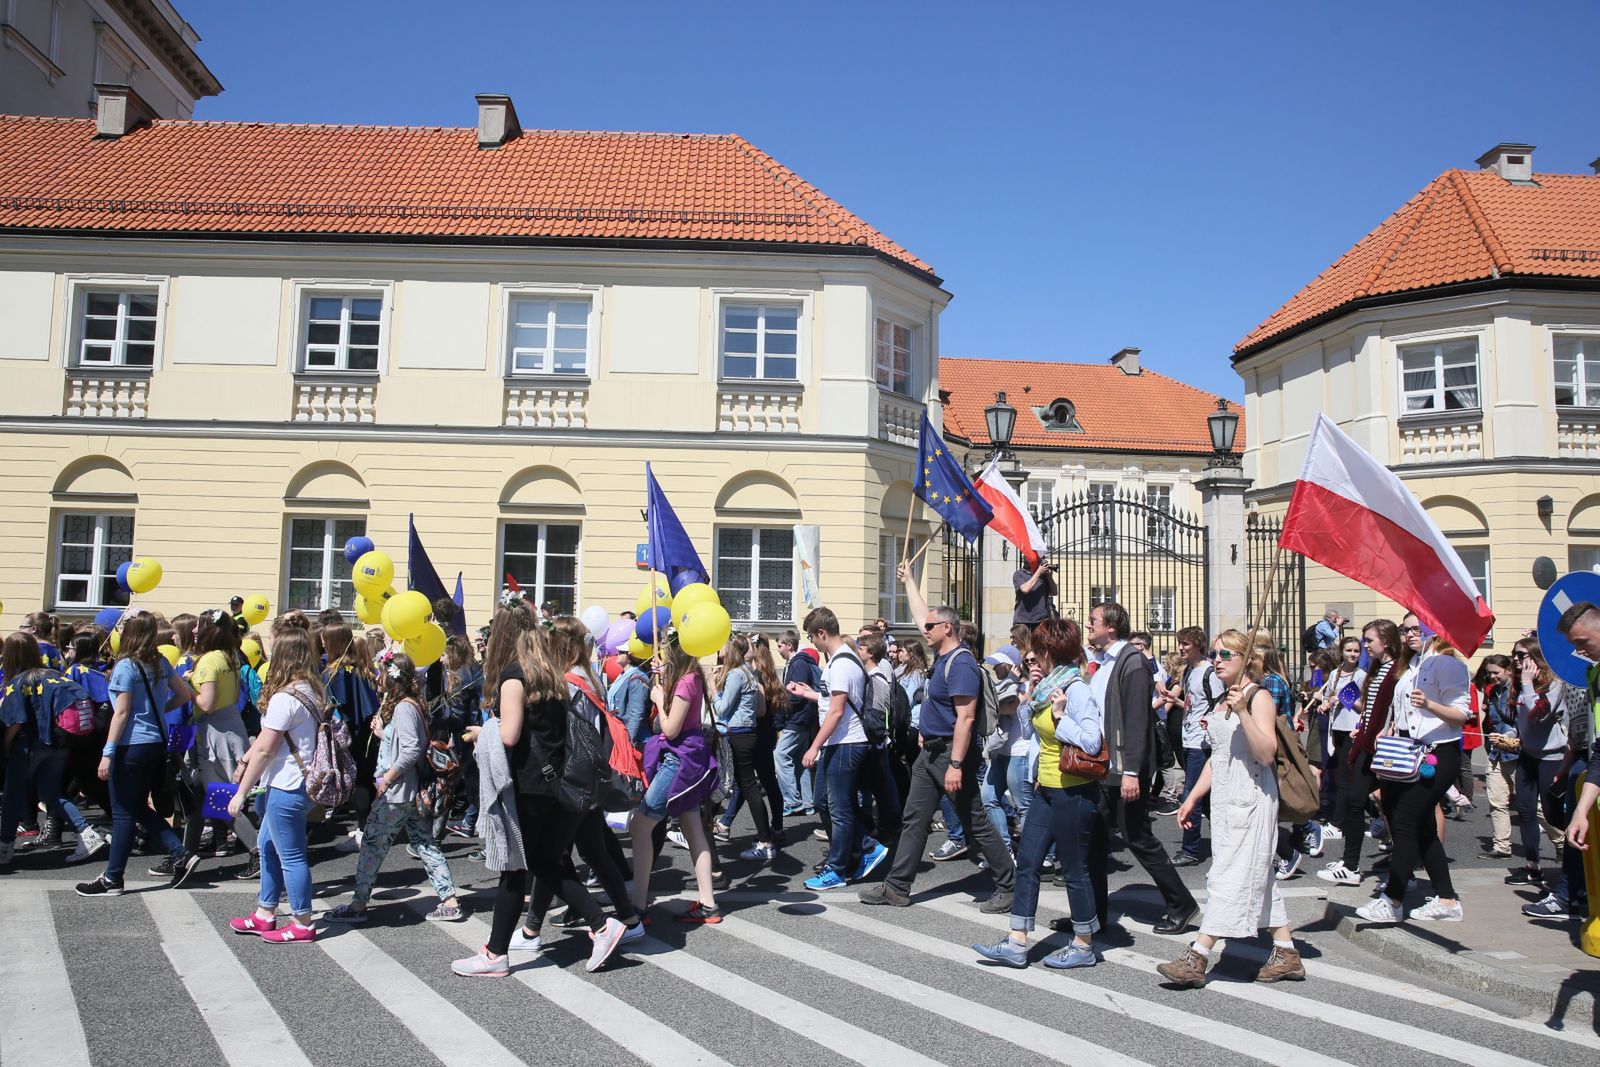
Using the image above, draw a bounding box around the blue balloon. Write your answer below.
[669,570,703,595]
[343,535,376,565]
[115,561,133,593]
[94,607,124,629]
[634,606,672,643]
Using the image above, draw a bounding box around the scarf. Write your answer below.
[1028,664,1081,717]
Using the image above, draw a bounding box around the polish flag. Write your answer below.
[1280,413,1494,654]
[975,458,1046,570]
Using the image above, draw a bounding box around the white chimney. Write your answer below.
[1475,143,1535,183]
[476,93,521,149]
[93,83,154,139]
[1110,346,1142,375]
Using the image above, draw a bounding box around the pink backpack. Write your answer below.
[286,688,356,809]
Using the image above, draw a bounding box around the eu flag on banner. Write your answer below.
[916,412,993,542]
[645,464,710,588]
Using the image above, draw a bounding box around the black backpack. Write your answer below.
[1301,625,1323,655]
[831,649,883,745]
[534,684,614,814]
[859,664,911,750]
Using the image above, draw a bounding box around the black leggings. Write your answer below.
[726,731,775,843]
[1514,752,1564,866]
[349,726,381,831]
[524,813,638,930]
[1380,740,1461,901]
[1337,743,1376,870]
[487,794,606,956]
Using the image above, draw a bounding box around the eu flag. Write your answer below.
[916,412,993,542]
[645,464,710,588]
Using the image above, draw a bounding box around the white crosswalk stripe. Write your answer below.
[0,884,92,1067]
[143,893,313,1067]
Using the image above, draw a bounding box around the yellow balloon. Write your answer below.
[678,602,732,659]
[259,659,270,678]
[157,644,181,668]
[351,550,395,600]
[404,621,447,668]
[670,582,719,625]
[634,576,673,616]
[126,557,163,594]
[354,593,384,625]
[381,589,431,641]
[241,638,263,669]
[242,594,271,626]
[110,630,121,654]
[627,636,653,661]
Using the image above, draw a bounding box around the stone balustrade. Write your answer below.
[1398,415,1483,464]
[293,378,377,423]
[504,382,588,428]
[877,390,921,446]
[717,385,801,433]
[1557,410,1600,459]
[64,372,148,419]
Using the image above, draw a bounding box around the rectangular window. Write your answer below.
[54,512,134,608]
[1090,585,1119,608]
[287,517,366,613]
[721,303,799,381]
[1570,544,1600,575]
[1453,543,1491,644]
[1026,479,1055,520]
[508,296,591,376]
[1554,335,1600,408]
[874,318,913,395]
[1147,586,1176,633]
[302,294,382,373]
[1146,484,1173,548]
[1400,339,1479,413]
[878,533,923,625]
[501,523,580,616]
[715,527,795,623]
[1088,482,1115,550]
[78,290,157,368]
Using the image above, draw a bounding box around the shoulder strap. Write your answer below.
[828,650,863,713]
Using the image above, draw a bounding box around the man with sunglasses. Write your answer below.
[860,562,1016,910]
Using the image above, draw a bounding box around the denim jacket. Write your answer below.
[1483,682,1516,763]
[608,665,652,750]
[713,665,761,733]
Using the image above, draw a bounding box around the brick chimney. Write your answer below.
[476,93,521,149]
[1110,346,1142,375]
[93,84,155,139]
[1475,143,1535,184]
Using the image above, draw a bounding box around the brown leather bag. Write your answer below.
[1054,677,1110,780]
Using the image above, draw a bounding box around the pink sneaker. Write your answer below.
[229,912,277,937]
[259,921,316,944]
[451,946,511,978]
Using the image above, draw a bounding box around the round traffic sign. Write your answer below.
[1537,572,1600,687]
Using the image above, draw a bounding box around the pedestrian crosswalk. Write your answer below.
[2,877,1594,1067]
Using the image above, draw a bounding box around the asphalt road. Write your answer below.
[2,795,1596,1067]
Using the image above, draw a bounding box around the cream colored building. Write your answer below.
[0,91,950,634]
[1235,144,1600,648]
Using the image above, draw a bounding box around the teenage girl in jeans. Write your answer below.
[76,613,200,896]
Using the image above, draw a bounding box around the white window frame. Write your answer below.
[1452,542,1492,646]
[1553,333,1600,409]
[1025,478,1056,520]
[873,315,916,396]
[498,520,582,616]
[714,526,796,625]
[1145,484,1173,548]
[1399,338,1480,414]
[284,516,367,614]
[51,511,134,609]
[1090,585,1119,608]
[1147,586,1176,633]
[1087,482,1116,550]
[712,289,811,385]
[291,281,393,375]
[61,275,168,370]
[878,533,924,625]
[498,283,603,379]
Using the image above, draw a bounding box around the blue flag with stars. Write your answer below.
[916,412,993,542]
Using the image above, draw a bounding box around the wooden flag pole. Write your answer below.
[649,567,662,667]
[900,495,920,567]
[906,535,935,567]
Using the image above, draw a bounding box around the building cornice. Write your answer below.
[1245,455,1600,505]
[101,0,223,97]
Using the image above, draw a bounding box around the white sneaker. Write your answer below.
[586,917,625,973]
[1274,850,1302,881]
[67,826,108,864]
[509,927,542,953]
[1409,896,1463,922]
[1355,895,1404,924]
[335,831,364,854]
[665,829,689,850]
[1320,822,1344,841]
[1316,861,1362,886]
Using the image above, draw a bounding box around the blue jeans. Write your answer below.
[981,753,1032,844]
[775,726,815,811]
[1180,746,1210,857]
[941,793,966,845]
[638,752,680,821]
[1,742,89,845]
[1555,757,1588,905]
[821,742,868,872]
[257,785,313,915]
[105,742,182,880]
[1013,782,1101,935]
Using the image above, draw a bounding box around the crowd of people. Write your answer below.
[3,577,1598,989]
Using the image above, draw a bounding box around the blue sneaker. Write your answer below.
[1043,943,1097,970]
[804,868,848,891]
[1303,821,1324,858]
[974,937,1029,968]
[853,839,889,882]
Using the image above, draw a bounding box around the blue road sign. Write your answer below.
[1538,572,1600,687]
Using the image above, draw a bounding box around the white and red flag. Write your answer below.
[1280,413,1494,654]
[975,458,1046,570]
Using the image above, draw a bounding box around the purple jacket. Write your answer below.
[643,727,718,817]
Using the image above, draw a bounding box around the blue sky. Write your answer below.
[186,1,1599,399]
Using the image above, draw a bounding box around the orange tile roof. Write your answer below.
[940,357,1244,456]
[1236,169,1600,355]
[0,116,935,278]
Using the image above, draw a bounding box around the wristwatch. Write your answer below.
[950,758,964,770]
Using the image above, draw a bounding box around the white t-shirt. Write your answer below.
[820,650,866,747]
[1391,653,1468,745]
[1324,667,1367,732]
[1181,662,1224,749]
[995,674,1032,757]
[259,681,321,791]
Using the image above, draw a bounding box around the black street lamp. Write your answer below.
[1208,397,1239,460]
[985,390,1017,457]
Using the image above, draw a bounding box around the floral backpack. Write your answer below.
[287,687,356,809]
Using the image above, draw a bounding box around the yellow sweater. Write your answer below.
[1033,702,1093,790]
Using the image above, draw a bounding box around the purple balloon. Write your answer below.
[601,619,633,655]
[669,570,703,595]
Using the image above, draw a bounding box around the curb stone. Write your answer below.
[1324,900,1600,1019]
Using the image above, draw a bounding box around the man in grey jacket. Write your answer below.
[1085,602,1198,935]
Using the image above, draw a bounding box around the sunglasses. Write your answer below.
[1207,649,1235,661]
[1512,651,1529,660]
[922,621,948,633]
[1400,626,1421,635]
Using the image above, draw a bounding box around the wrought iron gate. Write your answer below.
[941,523,981,629]
[1245,514,1309,681]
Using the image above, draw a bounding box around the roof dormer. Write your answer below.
[1035,397,1084,433]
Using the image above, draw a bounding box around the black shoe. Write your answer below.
[1173,851,1204,868]
[1151,903,1200,936]
[711,870,730,891]
[75,875,124,897]
[1505,865,1544,886]
[1154,800,1182,817]
[168,850,201,888]
[235,853,261,881]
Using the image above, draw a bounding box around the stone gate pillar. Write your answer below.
[1198,462,1251,636]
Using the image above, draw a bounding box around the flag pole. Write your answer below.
[1233,542,1285,716]
[900,495,920,566]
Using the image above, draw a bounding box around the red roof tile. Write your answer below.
[1236,169,1600,355]
[0,116,934,278]
[940,357,1243,456]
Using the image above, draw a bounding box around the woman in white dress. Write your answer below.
[1158,628,1306,988]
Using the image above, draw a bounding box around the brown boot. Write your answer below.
[1255,945,1306,983]
[1156,946,1209,988]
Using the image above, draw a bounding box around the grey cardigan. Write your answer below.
[474,716,525,872]
[377,699,427,805]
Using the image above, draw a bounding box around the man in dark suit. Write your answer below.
[1084,602,1199,935]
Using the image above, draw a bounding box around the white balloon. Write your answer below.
[581,604,610,637]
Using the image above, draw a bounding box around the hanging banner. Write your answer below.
[794,524,821,611]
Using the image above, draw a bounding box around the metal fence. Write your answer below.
[1245,514,1309,681]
